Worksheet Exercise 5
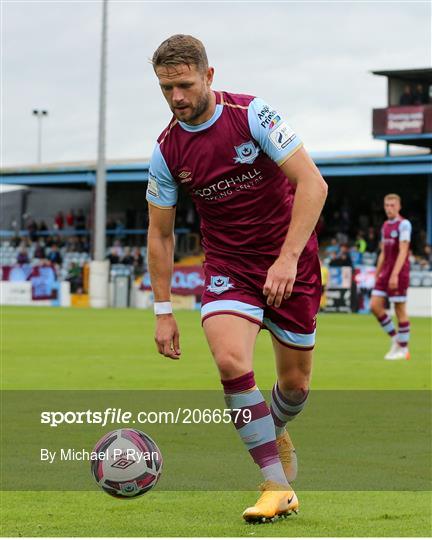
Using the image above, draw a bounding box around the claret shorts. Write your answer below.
[372,271,409,303]
[201,254,322,351]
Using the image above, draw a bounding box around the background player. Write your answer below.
[371,194,412,360]
[146,35,328,522]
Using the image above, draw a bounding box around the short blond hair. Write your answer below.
[152,34,208,73]
[384,193,401,203]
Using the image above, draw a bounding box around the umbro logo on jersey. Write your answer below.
[233,141,260,165]
[178,170,192,183]
[207,275,234,295]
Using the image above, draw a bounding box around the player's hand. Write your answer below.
[263,255,298,307]
[389,272,399,290]
[154,314,181,360]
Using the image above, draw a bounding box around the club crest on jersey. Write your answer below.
[390,230,398,238]
[207,275,234,295]
[233,141,259,164]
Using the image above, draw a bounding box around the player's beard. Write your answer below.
[174,90,210,125]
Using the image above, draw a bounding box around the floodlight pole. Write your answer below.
[32,109,48,163]
[94,0,108,262]
[90,0,110,308]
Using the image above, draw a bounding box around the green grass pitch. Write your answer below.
[1,307,431,537]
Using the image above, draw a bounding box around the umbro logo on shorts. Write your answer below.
[207,275,234,295]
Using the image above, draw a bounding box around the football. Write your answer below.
[91,429,163,498]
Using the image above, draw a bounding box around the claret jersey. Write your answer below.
[381,217,412,278]
[146,91,318,266]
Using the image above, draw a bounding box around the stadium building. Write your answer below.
[1,68,431,313]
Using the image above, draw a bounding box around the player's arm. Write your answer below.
[273,147,327,286]
[248,98,327,307]
[264,148,327,306]
[389,220,412,290]
[389,241,409,290]
[147,204,181,359]
[146,143,180,359]
[375,242,385,277]
[148,204,175,302]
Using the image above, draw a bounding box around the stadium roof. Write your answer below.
[0,157,146,174]
[313,153,432,176]
[1,152,431,185]
[0,159,150,185]
[371,68,432,83]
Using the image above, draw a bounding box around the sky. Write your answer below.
[2,0,431,167]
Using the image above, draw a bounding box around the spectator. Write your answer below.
[54,211,64,230]
[44,235,54,248]
[132,247,144,274]
[38,220,48,234]
[34,240,46,259]
[26,217,38,242]
[419,244,432,270]
[64,235,88,254]
[74,237,83,253]
[47,244,62,265]
[327,251,337,266]
[52,234,65,249]
[121,247,134,266]
[79,236,90,253]
[329,244,353,268]
[75,209,86,231]
[335,230,348,245]
[66,262,83,293]
[65,209,75,229]
[66,236,79,253]
[10,235,21,248]
[412,84,426,105]
[325,237,339,256]
[112,239,124,257]
[16,247,29,264]
[107,246,120,265]
[366,226,378,253]
[349,245,362,266]
[399,85,413,106]
[10,219,19,236]
[355,231,367,254]
[17,238,28,250]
